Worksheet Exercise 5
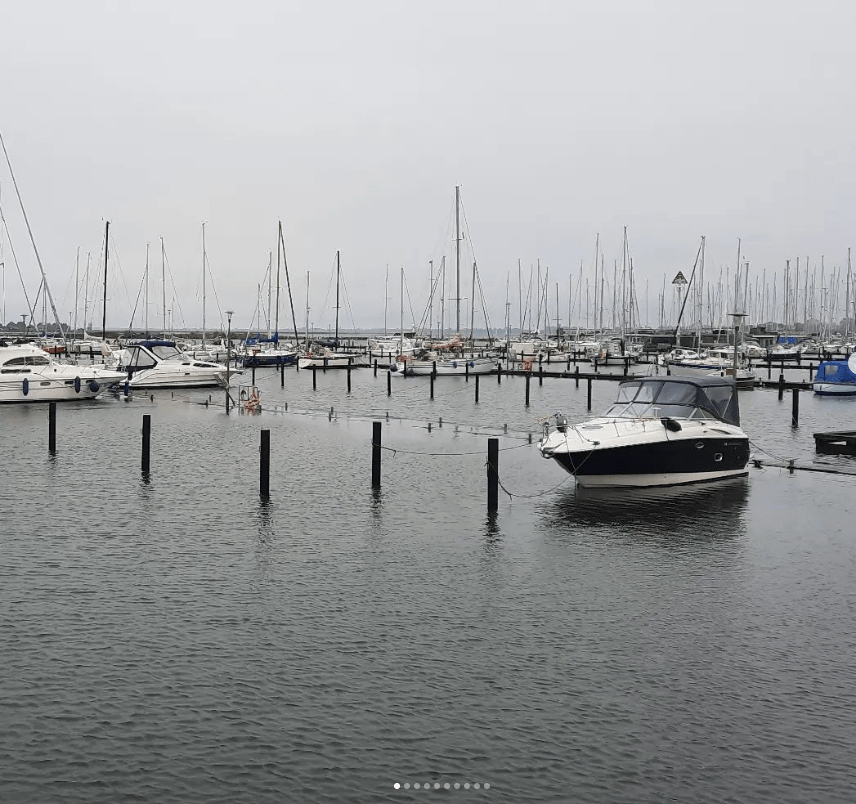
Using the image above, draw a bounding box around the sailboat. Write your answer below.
[298,251,368,369]
[395,187,497,376]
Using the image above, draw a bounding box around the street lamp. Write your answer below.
[729,312,748,382]
[225,310,234,414]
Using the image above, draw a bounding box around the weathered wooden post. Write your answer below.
[373,359,378,377]
[430,372,434,400]
[312,366,317,390]
[587,377,592,410]
[252,365,256,384]
[539,362,544,386]
[575,364,580,388]
[778,372,785,401]
[475,374,480,403]
[372,421,382,488]
[525,373,531,407]
[347,366,352,393]
[48,402,56,454]
[791,388,800,427]
[141,414,151,474]
[387,369,392,397]
[465,361,470,381]
[280,361,285,388]
[260,429,270,497]
[487,437,499,513]
[497,364,502,384]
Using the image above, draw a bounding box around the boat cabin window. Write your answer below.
[821,364,839,379]
[128,350,157,369]
[150,345,184,361]
[2,355,50,367]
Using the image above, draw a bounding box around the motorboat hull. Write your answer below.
[546,433,750,488]
[126,369,230,389]
[813,382,856,396]
[0,371,126,402]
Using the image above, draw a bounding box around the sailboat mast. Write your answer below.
[440,255,446,338]
[202,222,207,348]
[144,243,149,335]
[74,246,79,338]
[275,222,282,337]
[161,237,166,340]
[305,271,310,345]
[400,266,404,355]
[428,260,433,340]
[455,185,461,334]
[335,250,340,346]
[102,220,109,340]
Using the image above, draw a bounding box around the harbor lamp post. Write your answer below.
[226,310,234,414]
[730,312,748,382]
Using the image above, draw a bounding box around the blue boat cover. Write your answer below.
[814,360,856,384]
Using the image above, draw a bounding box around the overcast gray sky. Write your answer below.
[1,0,854,334]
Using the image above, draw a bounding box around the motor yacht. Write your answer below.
[117,340,235,388]
[538,375,750,488]
[0,340,126,402]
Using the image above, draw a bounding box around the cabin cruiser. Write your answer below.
[812,359,856,396]
[117,340,235,388]
[0,340,126,402]
[538,375,750,488]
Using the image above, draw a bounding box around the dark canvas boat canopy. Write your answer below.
[606,376,741,427]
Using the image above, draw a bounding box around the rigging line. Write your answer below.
[0,193,37,329]
[0,130,65,340]
[202,247,225,331]
[161,246,187,328]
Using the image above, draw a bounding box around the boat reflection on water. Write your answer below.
[539,476,751,543]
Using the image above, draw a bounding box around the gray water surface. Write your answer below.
[1,368,855,803]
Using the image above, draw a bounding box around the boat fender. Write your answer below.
[660,417,682,432]
[74,376,81,393]
[452,360,458,368]
[89,381,100,393]
[124,381,130,396]
[469,361,474,368]
[22,377,29,395]
[555,413,569,433]
[390,363,399,372]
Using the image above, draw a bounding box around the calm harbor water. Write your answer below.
[2,364,856,803]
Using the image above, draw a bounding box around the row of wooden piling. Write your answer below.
[44,406,503,511]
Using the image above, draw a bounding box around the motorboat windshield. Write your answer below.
[603,377,741,426]
[149,344,185,361]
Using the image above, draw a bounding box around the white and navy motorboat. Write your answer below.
[812,359,856,396]
[538,375,750,488]
[118,340,235,389]
[0,340,126,403]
